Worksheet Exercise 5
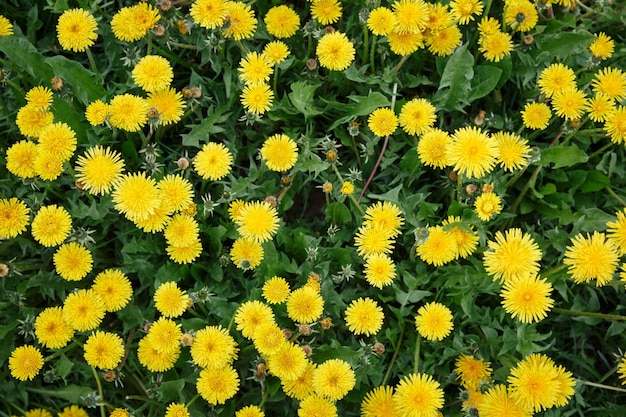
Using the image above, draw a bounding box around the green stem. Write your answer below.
[91,366,106,417]
[186,393,201,408]
[45,340,79,363]
[146,31,153,55]
[541,263,567,278]
[273,64,278,94]
[307,34,312,60]
[588,141,614,160]
[552,307,626,321]
[331,164,365,216]
[456,173,463,202]
[370,34,377,73]
[392,55,409,74]
[413,333,421,374]
[85,48,99,78]
[363,25,369,67]
[167,41,198,50]
[382,319,406,386]
[605,186,626,207]
[578,380,626,393]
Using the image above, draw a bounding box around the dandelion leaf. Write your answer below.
[433,44,474,112]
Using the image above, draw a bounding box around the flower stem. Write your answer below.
[578,379,626,393]
[588,141,614,160]
[331,164,365,216]
[370,34,377,73]
[392,55,409,74]
[186,393,201,408]
[413,333,421,374]
[552,307,626,321]
[362,25,369,66]
[382,319,406,386]
[606,186,626,207]
[541,263,567,278]
[85,48,99,79]
[90,366,106,417]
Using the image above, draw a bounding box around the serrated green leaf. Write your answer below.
[325,202,351,225]
[181,105,231,148]
[288,81,323,118]
[45,55,106,105]
[539,31,596,60]
[469,65,502,101]
[367,184,403,206]
[328,92,391,130]
[26,385,94,403]
[158,379,186,402]
[0,35,53,82]
[433,44,474,112]
[541,145,588,169]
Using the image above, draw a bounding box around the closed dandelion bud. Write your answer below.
[359,8,370,24]
[479,380,492,393]
[465,184,478,195]
[325,149,338,162]
[306,58,317,71]
[177,20,189,34]
[255,362,267,381]
[190,87,202,99]
[449,170,458,182]
[482,183,494,193]
[144,321,153,333]
[51,76,64,92]
[177,157,190,170]
[529,146,541,164]
[322,181,333,193]
[474,110,486,126]
[299,324,311,336]
[319,317,333,329]
[159,0,172,11]
[309,272,321,282]
[282,328,293,339]
[180,333,194,346]
[323,26,336,35]
[459,390,471,401]
[301,344,313,357]
[569,118,581,128]
[523,34,534,45]
[415,227,430,244]
[147,107,160,120]
[282,175,292,186]
[103,370,117,382]
[373,342,385,355]
[153,24,166,37]
[182,87,193,99]
[0,263,9,278]
[264,195,278,209]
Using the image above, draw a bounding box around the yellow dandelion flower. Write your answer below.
[589,32,614,60]
[415,302,453,341]
[552,87,588,120]
[283,361,316,400]
[504,0,538,32]
[586,93,614,123]
[478,385,531,417]
[34,151,64,181]
[6,140,39,178]
[132,55,173,93]
[264,5,300,38]
[262,41,290,65]
[230,237,264,270]
[25,410,53,417]
[234,300,275,339]
[387,30,424,56]
[317,31,355,71]
[508,353,561,412]
[493,131,530,171]
[154,282,191,318]
[224,1,257,40]
[455,355,492,391]
[0,197,29,239]
[483,228,541,282]
[251,321,286,355]
[133,200,170,233]
[607,208,626,255]
[450,0,483,24]
[56,8,98,52]
[426,25,462,56]
[26,86,53,110]
[228,199,246,222]
[344,297,384,336]
[112,172,160,221]
[474,192,502,221]
[364,201,404,237]
[261,133,298,172]
[417,128,452,169]
[108,94,149,132]
[9,345,44,381]
[146,317,182,354]
[367,7,397,36]
[617,355,626,385]
[592,67,626,101]
[417,226,457,266]
[399,98,437,135]
[31,205,72,247]
[341,181,354,195]
[262,276,291,304]
[479,31,513,62]
[62,289,106,331]
[85,100,109,126]
[111,3,160,42]
[311,0,342,25]
[54,242,93,281]
[167,239,203,264]
[361,386,396,417]
[137,335,180,372]
[364,253,396,288]
[368,107,398,137]
[501,274,554,323]
[58,405,89,417]
[442,216,479,259]
[393,373,444,417]
[392,0,429,34]
[165,403,189,417]
[355,224,394,257]
[521,101,552,130]
[75,146,125,196]
[477,16,501,36]
[16,104,53,139]
[426,3,453,32]
[605,106,626,144]
[84,331,124,370]
[236,405,264,417]
[34,307,74,349]
[164,214,199,247]
[239,52,273,87]
[563,231,618,286]
[538,63,576,99]
[147,88,185,126]
[193,142,233,181]
[286,286,324,324]
[197,365,240,405]
[241,83,274,114]
[448,126,496,179]
[92,269,133,312]
[267,342,308,380]
[0,15,13,36]
[158,174,194,213]
[190,0,228,29]
[313,359,355,400]
[191,325,238,369]
[235,201,279,243]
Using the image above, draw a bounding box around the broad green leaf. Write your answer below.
[367,184,403,206]
[538,31,596,60]
[181,105,231,147]
[469,65,503,101]
[54,354,74,380]
[0,35,53,82]
[540,145,588,169]
[580,170,609,192]
[433,44,474,112]
[325,202,351,225]
[45,55,106,105]
[328,92,391,130]
[26,385,93,403]
[288,81,323,118]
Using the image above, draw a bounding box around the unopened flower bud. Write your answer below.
[523,34,534,45]
[322,181,333,193]
[325,149,338,162]
[153,24,166,37]
[465,184,477,195]
[180,333,194,347]
[177,20,189,35]
[474,110,486,126]
[147,107,160,119]
[190,87,202,99]
[182,87,193,99]
[0,263,9,278]
[177,157,190,170]
[282,175,292,186]
[298,324,311,336]
[373,342,385,355]
[301,344,313,357]
[319,317,333,329]
[282,328,293,339]
[264,195,278,209]
[51,76,64,92]
[482,183,494,193]
[144,321,153,333]
[159,0,172,11]
[103,370,117,382]
[306,58,317,71]
[449,170,458,182]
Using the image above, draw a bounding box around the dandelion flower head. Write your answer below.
[361,386,396,417]
[455,355,492,391]
[504,0,538,32]
[91,269,133,312]
[111,3,159,42]
[363,253,396,288]
[147,88,186,126]
[190,325,239,369]
[190,0,228,29]
[196,365,240,405]
[108,94,149,132]
[267,342,308,380]
[112,172,160,222]
[483,228,541,282]
[592,67,626,101]
[223,1,257,40]
[6,140,39,178]
[417,128,452,169]
[9,345,44,381]
[16,105,53,139]
[442,216,479,259]
[31,205,72,247]
[392,0,429,34]
[235,201,280,243]
[501,274,554,323]
[239,51,273,87]
[62,289,106,331]
[313,358,356,400]
[0,197,29,239]
[263,276,291,304]
[415,301,454,341]
[400,98,437,136]
[563,231,618,286]
[368,108,398,137]
[426,24,462,57]
[56,8,98,52]
[589,32,614,60]
[286,286,324,324]
[521,102,552,130]
[416,226,457,266]
[85,100,109,126]
[0,15,13,36]
[538,63,576,99]
[264,5,300,38]
[26,86,53,110]
[479,31,513,62]
[83,331,125,370]
[367,7,397,36]
[234,300,274,339]
[364,201,404,238]
[344,297,384,336]
[393,373,444,417]
[316,32,355,71]
[154,281,191,318]
[54,242,93,281]
[507,353,561,412]
[311,0,342,25]
[34,306,74,349]
[262,41,290,65]
[474,192,502,221]
[193,142,233,181]
[241,83,274,115]
[447,126,496,179]
[230,237,264,270]
[261,133,298,172]
[146,317,183,354]
[450,0,483,24]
